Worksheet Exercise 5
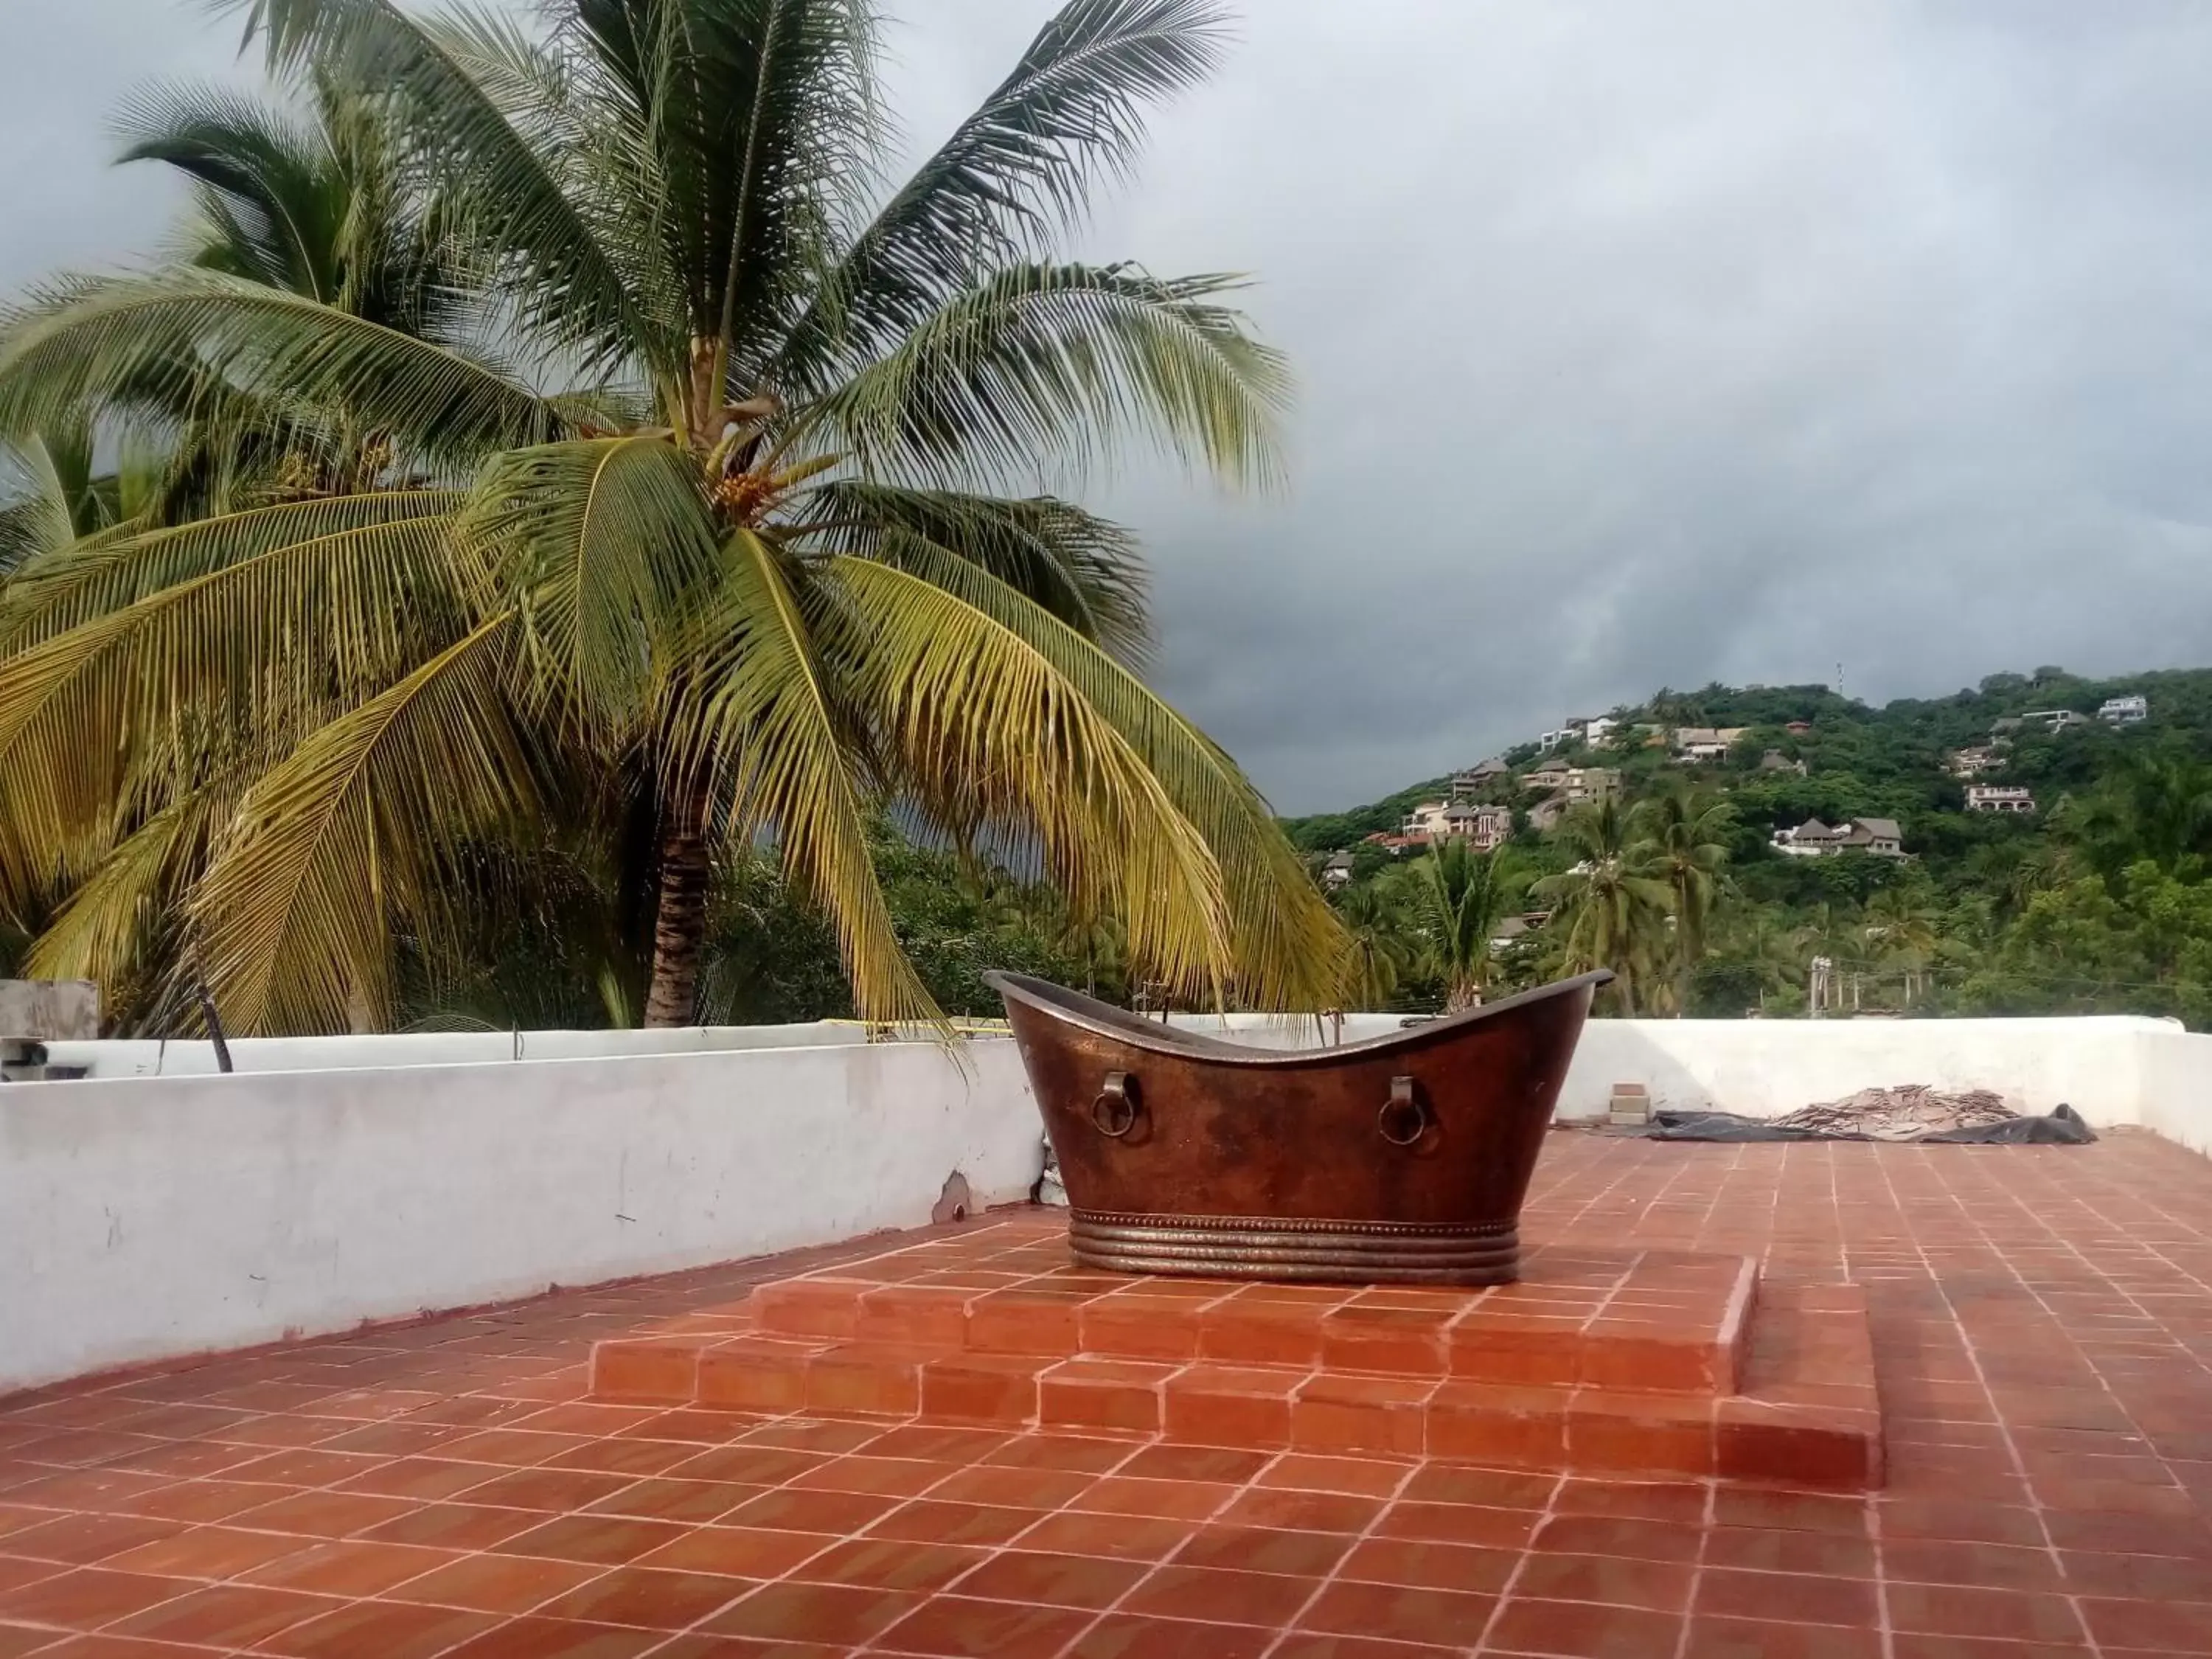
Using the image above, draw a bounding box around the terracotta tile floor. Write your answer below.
[3,1128,2211,1656]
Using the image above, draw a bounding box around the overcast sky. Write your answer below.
[10,3,2212,813]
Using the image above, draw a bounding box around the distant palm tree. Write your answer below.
[0,0,1343,1033]
[1532,799,1671,1013]
[1633,787,1733,1006]
[1332,880,1411,1010]
[1407,838,1520,1011]
[1860,886,1941,1006]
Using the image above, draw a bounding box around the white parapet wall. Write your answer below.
[7,1010,2212,1398]
[1,1037,1040,1396]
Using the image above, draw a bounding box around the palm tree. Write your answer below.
[0,0,1343,1033]
[1532,798,1671,1013]
[1860,886,1941,1007]
[1632,787,1733,1007]
[1406,839,1520,1011]
[1331,880,1410,1010]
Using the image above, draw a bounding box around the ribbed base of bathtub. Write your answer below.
[1067,1209,1521,1285]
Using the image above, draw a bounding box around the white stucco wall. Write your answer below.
[1,1037,1040,1394]
[9,1011,2211,1399]
[41,1020,872,1079]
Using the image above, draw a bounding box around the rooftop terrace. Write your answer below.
[4,1130,2210,1657]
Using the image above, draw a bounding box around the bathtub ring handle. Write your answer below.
[1380,1075,1430,1146]
[1093,1071,1141,1138]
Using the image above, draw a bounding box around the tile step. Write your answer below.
[580,1221,1876,1495]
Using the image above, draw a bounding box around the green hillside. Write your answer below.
[1284,667,2212,1024]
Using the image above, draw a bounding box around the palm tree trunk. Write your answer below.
[643,783,712,1028]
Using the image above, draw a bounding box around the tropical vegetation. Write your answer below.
[1295,667,2212,1027]
[0,0,1346,1035]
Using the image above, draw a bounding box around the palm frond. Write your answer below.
[0,504,468,902]
[191,615,529,1033]
[115,81,346,302]
[793,480,1150,661]
[458,435,721,735]
[0,434,100,578]
[23,792,222,987]
[0,269,557,464]
[828,544,1343,1009]
[804,262,1287,487]
[223,0,658,379]
[661,526,934,1023]
[0,490,462,653]
[785,0,1231,379]
[824,552,1296,1004]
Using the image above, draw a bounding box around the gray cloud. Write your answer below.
[10,1,2212,813]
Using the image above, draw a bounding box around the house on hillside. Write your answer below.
[2099,695,2149,726]
[1947,745,2006,779]
[1562,767,1621,803]
[1527,792,1570,833]
[2010,709,2092,734]
[1772,818,1905,858]
[1403,800,1512,849]
[1785,720,1813,735]
[1522,762,1572,794]
[1321,851,1357,888]
[1759,750,1807,776]
[1450,758,1510,799]
[1671,726,1748,762]
[1965,785,2036,815]
[1364,830,1425,855]
[1400,801,1450,838]
[1488,910,1553,952]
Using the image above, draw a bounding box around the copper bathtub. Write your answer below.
[984,970,1613,1285]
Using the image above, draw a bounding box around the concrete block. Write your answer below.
[0,980,100,1042]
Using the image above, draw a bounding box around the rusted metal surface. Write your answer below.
[984,971,1613,1285]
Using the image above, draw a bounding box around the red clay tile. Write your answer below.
[949,1548,1147,1607]
[250,1596,498,1657]
[1162,1365,1299,1450]
[747,1277,867,1340]
[1038,1358,1175,1435]
[386,1549,607,1613]
[0,1568,190,1628]
[1425,1382,1568,1467]
[919,1354,1041,1426]
[864,1500,1037,1547]
[872,1593,1095,1657]
[1012,1511,1196,1561]
[1322,1304,1455,1375]
[855,1284,975,1348]
[1297,1577,1497,1645]
[1294,1372,1436,1456]
[104,1582,341,1646]
[1067,1613,1276,1659]
[965,1290,1088,1357]
[1686,1615,1885,1659]
[1338,1535,1517,1593]
[1883,1583,2088,1645]
[1515,1548,1694,1612]
[1199,1299,1330,1368]
[1079,1295,1208,1361]
[535,1565,753,1628]
[701,1580,922,1644]
[695,1340,815,1413]
[1697,1566,1881,1627]
[1486,1595,1683,1658]
[491,1512,691,1565]
[358,1501,544,1551]
[630,1523,828,1579]
[719,1486,905,1535]
[439,1617,667,1658]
